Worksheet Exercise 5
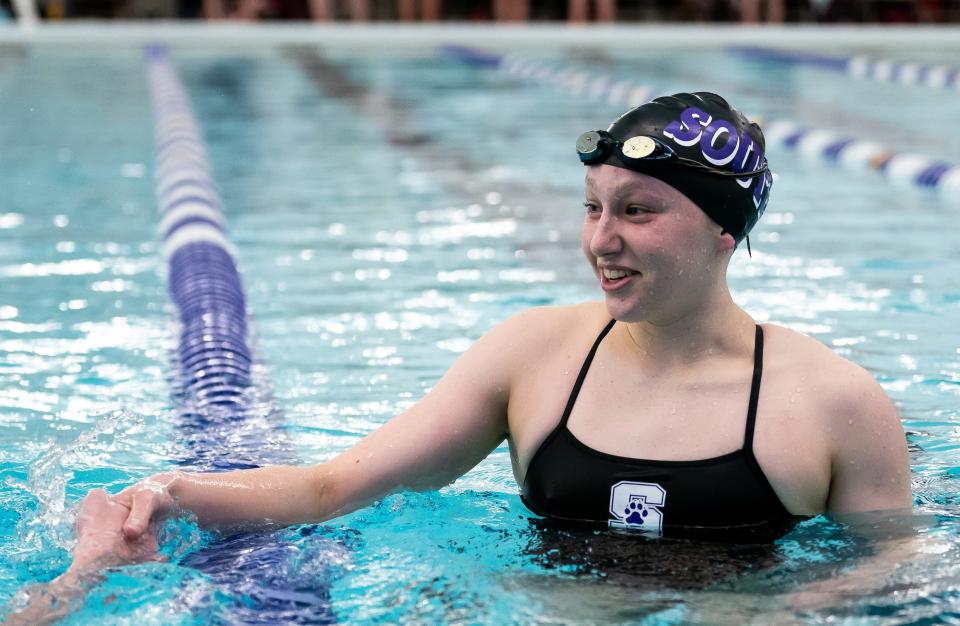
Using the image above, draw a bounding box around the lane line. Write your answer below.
[727,45,960,91]
[439,44,960,200]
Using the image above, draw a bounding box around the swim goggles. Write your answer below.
[575,130,769,178]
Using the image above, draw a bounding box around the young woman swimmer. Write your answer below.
[105,92,911,545]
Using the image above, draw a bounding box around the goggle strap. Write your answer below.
[678,157,769,178]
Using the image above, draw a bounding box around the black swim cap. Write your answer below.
[578,92,773,245]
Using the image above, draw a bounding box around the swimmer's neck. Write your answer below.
[620,288,755,369]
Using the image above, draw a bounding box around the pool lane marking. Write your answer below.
[727,45,960,91]
[439,45,960,200]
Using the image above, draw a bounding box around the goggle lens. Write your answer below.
[575,130,610,164]
[620,136,675,163]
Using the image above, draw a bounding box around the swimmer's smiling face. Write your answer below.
[581,165,735,323]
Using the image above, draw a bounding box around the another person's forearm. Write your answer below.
[162,464,330,530]
[3,567,99,626]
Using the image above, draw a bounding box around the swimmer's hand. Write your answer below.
[113,473,180,541]
[2,489,164,626]
[71,488,165,572]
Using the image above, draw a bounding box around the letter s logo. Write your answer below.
[663,106,711,147]
[608,481,666,535]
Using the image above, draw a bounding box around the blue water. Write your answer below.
[1,41,959,624]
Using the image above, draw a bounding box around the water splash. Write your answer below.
[13,409,147,552]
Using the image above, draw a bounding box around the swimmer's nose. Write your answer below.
[589,213,623,258]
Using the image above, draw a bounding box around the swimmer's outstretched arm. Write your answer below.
[115,310,537,541]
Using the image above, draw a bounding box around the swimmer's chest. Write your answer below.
[509,346,753,468]
[508,339,830,514]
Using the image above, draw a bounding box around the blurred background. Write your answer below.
[2,0,958,25]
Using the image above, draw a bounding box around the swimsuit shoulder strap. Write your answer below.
[743,324,765,453]
[559,319,617,428]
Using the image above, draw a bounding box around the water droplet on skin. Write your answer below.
[789,396,796,404]
[848,419,854,425]
[795,386,802,393]
[669,406,677,415]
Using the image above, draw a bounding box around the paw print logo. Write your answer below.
[608,482,665,534]
[624,501,650,526]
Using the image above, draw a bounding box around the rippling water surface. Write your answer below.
[0,42,959,624]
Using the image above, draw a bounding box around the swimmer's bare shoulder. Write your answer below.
[490,300,608,363]
[453,301,606,391]
[759,323,912,514]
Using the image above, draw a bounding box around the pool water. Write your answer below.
[1,39,959,624]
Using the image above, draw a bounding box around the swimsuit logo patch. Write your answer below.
[608,481,666,535]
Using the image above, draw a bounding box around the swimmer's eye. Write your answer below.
[625,205,655,217]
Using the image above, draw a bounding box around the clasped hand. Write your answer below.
[69,475,178,574]
[0,484,175,626]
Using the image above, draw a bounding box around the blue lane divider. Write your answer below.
[145,44,342,625]
[147,43,277,471]
[727,44,960,91]
[439,45,960,200]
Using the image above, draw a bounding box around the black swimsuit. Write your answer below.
[521,319,799,537]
